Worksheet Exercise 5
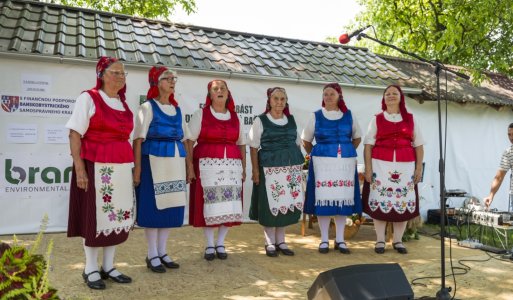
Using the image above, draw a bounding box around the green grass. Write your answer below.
[422,223,513,250]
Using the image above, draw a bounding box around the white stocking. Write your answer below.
[83,239,100,281]
[393,221,408,246]
[203,227,215,254]
[102,246,121,276]
[216,226,229,253]
[157,228,172,262]
[275,227,288,249]
[317,216,331,248]
[264,227,276,250]
[145,228,158,262]
[334,215,347,247]
[373,219,387,243]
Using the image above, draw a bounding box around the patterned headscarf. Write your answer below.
[94,56,126,101]
[381,84,409,119]
[204,79,235,113]
[322,83,348,113]
[146,66,178,107]
[264,87,291,116]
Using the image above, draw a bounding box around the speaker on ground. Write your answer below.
[307,263,414,300]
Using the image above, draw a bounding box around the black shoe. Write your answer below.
[374,241,385,254]
[82,270,106,290]
[276,242,294,256]
[392,242,408,254]
[100,267,132,283]
[145,256,166,273]
[159,254,180,269]
[215,245,228,260]
[204,247,215,261]
[334,241,351,254]
[318,241,329,254]
[265,244,278,257]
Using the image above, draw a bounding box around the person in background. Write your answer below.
[249,87,304,257]
[302,83,362,254]
[362,85,424,255]
[186,79,246,261]
[484,123,513,209]
[133,66,187,273]
[66,56,134,289]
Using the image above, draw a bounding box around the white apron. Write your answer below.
[200,158,243,225]
[264,164,304,216]
[313,156,356,207]
[149,155,186,210]
[94,163,134,237]
[368,159,416,214]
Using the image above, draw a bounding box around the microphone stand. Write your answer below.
[355,32,470,300]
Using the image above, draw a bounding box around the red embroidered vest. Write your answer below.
[372,112,415,162]
[81,89,134,163]
[193,107,241,159]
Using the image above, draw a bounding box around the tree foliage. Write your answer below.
[45,0,197,20]
[351,0,513,79]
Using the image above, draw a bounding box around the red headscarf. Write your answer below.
[381,84,409,119]
[94,56,126,101]
[204,79,235,113]
[322,83,348,113]
[264,87,291,116]
[146,66,178,107]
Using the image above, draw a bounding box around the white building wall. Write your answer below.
[1,56,511,234]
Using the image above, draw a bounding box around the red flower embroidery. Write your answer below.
[103,194,112,203]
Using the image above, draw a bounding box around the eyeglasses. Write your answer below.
[106,70,128,77]
[161,77,178,83]
[211,87,227,93]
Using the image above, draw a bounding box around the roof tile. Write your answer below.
[3,0,509,106]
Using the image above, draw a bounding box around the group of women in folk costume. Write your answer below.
[66,56,423,290]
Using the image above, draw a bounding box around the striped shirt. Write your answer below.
[499,145,513,192]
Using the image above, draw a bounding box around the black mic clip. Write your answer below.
[348,25,371,39]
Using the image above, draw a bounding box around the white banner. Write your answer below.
[1,58,512,233]
[0,152,72,234]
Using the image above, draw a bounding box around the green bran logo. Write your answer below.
[5,159,72,185]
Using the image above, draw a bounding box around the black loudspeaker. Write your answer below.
[307,263,414,300]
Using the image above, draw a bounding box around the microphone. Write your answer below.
[339,25,371,44]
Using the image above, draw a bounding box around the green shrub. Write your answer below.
[0,216,59,299]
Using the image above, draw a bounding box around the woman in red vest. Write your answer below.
[186,80,246,261]
[362,85,424,254]
[66,56,134,289]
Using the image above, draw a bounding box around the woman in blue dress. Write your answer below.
[133,66,187,272]
[301,83,362,254]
